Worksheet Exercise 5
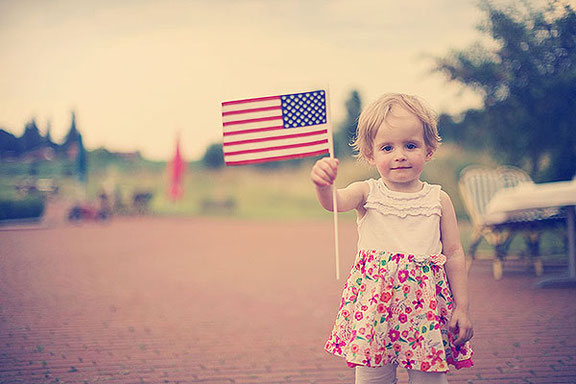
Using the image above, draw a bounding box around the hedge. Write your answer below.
[0,197,45,221]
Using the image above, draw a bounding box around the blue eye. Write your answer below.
[382,145,393,152]
[406,143,417,150]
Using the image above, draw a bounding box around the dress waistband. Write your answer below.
[357,249,447,267]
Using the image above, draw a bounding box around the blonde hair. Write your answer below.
[352,93,441,162]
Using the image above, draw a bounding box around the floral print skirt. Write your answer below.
[325,249,474,372]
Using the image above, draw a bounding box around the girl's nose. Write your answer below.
[394,150,407,161]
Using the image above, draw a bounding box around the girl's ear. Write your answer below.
[366,151,376,165]
[425,148,435,161]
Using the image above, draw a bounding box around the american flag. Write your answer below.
[221,90,330,166]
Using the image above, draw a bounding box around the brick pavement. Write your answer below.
[0,217,575,384]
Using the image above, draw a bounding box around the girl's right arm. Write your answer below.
[310,157,368,213]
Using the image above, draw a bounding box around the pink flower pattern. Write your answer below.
[325,249,473,372]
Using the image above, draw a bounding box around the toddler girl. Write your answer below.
[311,93,473,384]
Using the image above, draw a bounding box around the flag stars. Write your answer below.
[281,90,327,129]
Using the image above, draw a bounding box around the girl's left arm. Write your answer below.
[440,190,474,345]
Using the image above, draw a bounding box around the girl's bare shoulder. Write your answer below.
[342,180,370,212]
[346,180,370,196]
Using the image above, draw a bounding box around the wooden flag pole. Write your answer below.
[325,88,341,280]
[331,172,341,280]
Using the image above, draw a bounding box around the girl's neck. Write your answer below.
[381,179,424,193]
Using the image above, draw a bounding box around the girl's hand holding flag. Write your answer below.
[311,157,339,188]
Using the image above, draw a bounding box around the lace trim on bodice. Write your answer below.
[363,179,442,218]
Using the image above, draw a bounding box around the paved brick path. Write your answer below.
[1,217,575,383]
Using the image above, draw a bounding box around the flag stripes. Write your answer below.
[223,126,284,137]
[226,149,331,166]
[223,116,282,127]
[221,106,281,117]
[222,95,279,107]
[223,129,328,147]
[223,125,328,143]
[225,139,329,156]
[221,90,330,166]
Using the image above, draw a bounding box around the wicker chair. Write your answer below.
[458,166,564,279]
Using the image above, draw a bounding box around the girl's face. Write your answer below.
[367,105,434,192]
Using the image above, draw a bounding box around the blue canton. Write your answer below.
[280,91,327,129]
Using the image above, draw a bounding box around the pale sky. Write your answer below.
[0,0,537,161]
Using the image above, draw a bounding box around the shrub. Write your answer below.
[0,197,45,221]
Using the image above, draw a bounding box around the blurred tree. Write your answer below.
[335,90,362,157]
[0,129,22,157]
[45,121,53,144]
[44,120,58,150]
[21,119,44,152]
[434,1,576,181]
[254,157,305,169]
[62,111,81,152]
[202,143,225,169]
[438,109,491,149]
[437,113,458,142]
[76,133,88,185]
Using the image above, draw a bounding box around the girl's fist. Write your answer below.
[311,157,339,187]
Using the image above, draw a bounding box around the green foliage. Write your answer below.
[76,134,87,184]
[0,196,45,221]
[202,143,225,169]
[21,119,44,152]
[434,1,576,181]
[438,110,491,149]
[90,147,113,165]
[87,148,156,173]
[0,113,72,159]
[0,129,22,157]
[62,111,80,151]
[335,90,362,158]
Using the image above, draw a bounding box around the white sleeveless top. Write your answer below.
[357,178,443,256]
